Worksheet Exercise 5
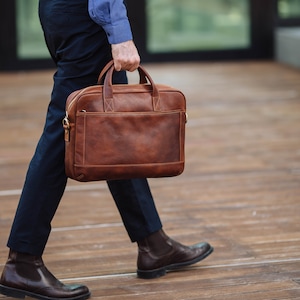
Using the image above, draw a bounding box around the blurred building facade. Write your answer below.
[0,0,300,70]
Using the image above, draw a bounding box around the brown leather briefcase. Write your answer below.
[63,61,187,182]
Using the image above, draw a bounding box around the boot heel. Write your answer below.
[0,285,26,299]
[137,267,166,279]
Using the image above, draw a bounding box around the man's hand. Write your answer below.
[111,40,140,72]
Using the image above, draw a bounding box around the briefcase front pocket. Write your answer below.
[70,110,185,181]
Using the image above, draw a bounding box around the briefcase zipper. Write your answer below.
[66,86,92,112]
[63,87,91,142]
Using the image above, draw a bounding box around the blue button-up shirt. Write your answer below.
[88,0,133,44]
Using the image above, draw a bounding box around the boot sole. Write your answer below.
[137,245,214,279]
[0,284,91,300]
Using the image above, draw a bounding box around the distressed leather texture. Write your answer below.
[63,62,186,182]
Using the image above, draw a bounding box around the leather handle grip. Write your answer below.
[97,60,148,85]
[97,60,114,84]
[102,61,160,112]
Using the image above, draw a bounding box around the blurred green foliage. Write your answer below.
[146,0,250,53]
[16,0,49,59]
[278,0,300,18]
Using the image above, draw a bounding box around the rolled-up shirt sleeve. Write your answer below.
[88,0,133,44]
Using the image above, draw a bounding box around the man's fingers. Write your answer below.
[114,59,139,72]
[114,61,122,71]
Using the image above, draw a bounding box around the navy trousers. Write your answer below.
[7,0,162,256]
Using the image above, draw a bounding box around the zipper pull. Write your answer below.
[62,115,70,142]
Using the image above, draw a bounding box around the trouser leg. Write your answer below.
[107,179,162,242]
[7,75,85,256]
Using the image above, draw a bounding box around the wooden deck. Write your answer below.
[0,61,300,299]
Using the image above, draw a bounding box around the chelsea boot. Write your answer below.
[137,230,213,279]
[0,250,90,300]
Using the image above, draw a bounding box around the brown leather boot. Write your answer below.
[137,230,213,279]
[0,250,90,300]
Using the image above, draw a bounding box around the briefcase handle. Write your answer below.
[97,60,147,85]
[101,61,160,112]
